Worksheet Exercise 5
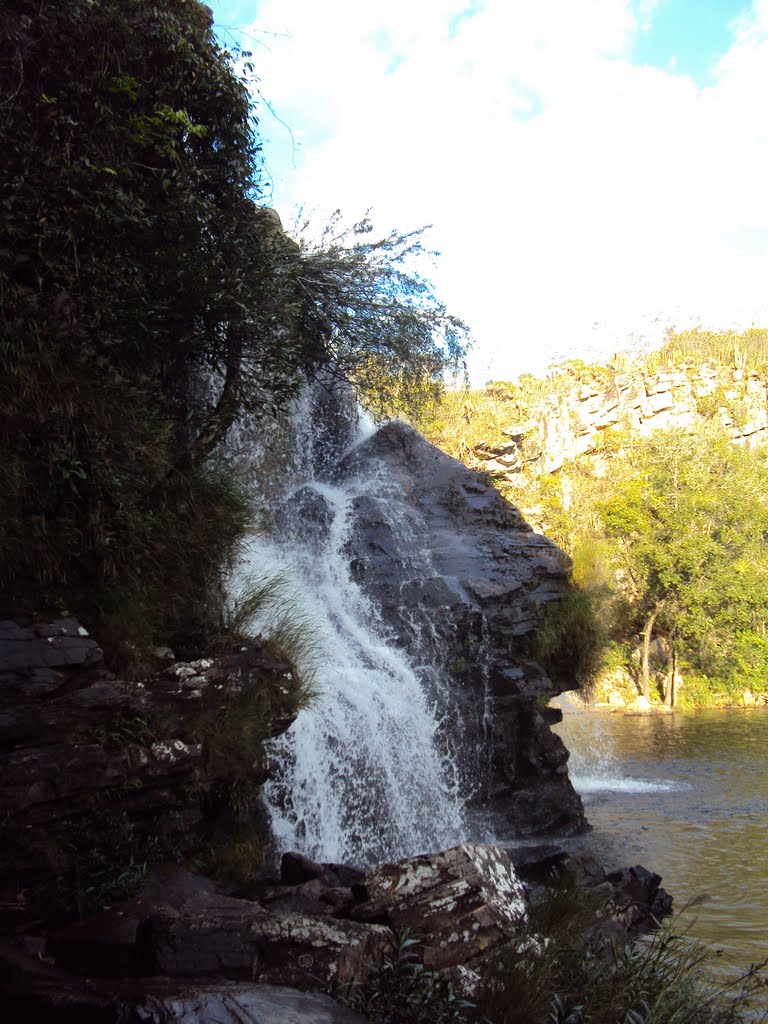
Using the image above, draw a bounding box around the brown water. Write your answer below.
[553,708,768,975]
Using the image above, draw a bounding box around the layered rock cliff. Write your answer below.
[0,618,299,922]
[475,362,768,477]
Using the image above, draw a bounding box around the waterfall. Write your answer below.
[238,386,469,866]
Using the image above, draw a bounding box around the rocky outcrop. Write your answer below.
[0,842,672,1022]
[0,617,298,921]
[476,363,768,476]
[349,842,526,970]
[318,421,586,836]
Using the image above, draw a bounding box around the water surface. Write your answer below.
[553,708,768,971]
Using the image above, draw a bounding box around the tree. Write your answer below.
[0,0,468,659]
[600,426,768,701]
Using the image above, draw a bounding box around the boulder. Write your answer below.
[605,865,674,929]
[350,842,526,969]
[321,421,587,837]
[137,891,390,988]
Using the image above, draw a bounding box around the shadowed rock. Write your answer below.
[323,421,586,836]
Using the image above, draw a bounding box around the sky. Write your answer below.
[206,0,768,384]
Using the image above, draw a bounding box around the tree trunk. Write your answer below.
[664,637,677,707]
[167,329,245,480]
[640,608,659,701]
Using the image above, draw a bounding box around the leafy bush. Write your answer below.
[5,807,179,921]
[534,588,603,690]
[1,1,469,663]
[479,879,768,1024]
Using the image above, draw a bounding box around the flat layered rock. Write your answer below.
[138,891,389,988]
[351,842,526,969]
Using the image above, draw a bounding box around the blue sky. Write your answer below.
[634,0,749,80]
[204,0,768,382]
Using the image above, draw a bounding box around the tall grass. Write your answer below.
[222,569,322,695]
[479,881,768,1024]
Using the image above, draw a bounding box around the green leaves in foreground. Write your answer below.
[1,0,469,661]
[337,929,473,1024]
[479,880,768,1024]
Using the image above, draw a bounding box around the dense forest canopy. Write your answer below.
[0,0,467,662]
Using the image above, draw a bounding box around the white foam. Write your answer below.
[238,403,467,866]
[572,775,679,794]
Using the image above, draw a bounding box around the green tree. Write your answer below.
[600,426,768,702]
[0,0,468,660]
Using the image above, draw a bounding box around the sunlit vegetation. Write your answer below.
[420,336,768,706]
[647,326,768,373]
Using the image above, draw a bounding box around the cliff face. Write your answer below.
[1,411,588,922]
[475,363,768,476]
[0,619,298,921]
[328,421,586,837]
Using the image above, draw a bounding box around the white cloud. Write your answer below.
[246,0,768,383]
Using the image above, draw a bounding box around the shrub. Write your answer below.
[534,587,603,690]
[479,878,768,1024]
[336,929,474,1024]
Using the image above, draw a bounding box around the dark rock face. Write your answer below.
[327,421,586,836]
[0,843,672,1022]
[0,964,368,1024]
[0,617,298,917]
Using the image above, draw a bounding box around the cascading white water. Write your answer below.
[238,394,469,866]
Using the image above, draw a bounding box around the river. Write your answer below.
[553,707,768,973]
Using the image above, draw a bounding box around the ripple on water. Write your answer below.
[554,709,768,970]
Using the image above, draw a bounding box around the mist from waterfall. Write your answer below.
[237,388,470,866]
[554,705,677,794]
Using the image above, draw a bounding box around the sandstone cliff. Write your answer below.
[474,361,768,477]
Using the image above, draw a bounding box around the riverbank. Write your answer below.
[567,667,768,713]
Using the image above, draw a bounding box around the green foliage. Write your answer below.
[534,588,603,689]
[648,326,768,373]
[189,824,268,888]
[0,0,264,659]
[0,1,469,661]
[68,715,157,749]
[7,807,179,920]
[222,571,322,687]
[194,662,315,817]
[291,212,470,419]
[600,425,768,687]
[480,880,768,1024]
[336,929,474,1023]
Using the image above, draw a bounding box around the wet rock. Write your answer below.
[605,865,673,930]
[258,878,355,918]
[505,843,571,883]
[0,945,366,1024]
[328,421,586,837]
[280,852,364,889]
